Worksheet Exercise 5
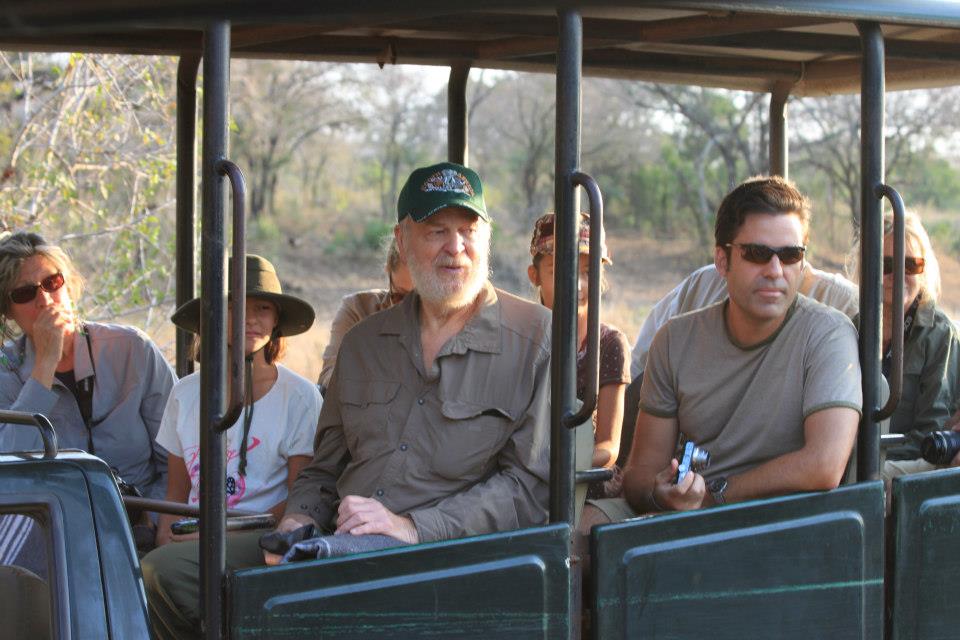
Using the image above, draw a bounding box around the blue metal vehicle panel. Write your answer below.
[591,482,884,639]
[229,523,571,639]
[891,467,960,640]
[0,452,151,639]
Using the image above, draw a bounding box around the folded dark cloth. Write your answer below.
[259,524,318,556]
[282,533,408,563]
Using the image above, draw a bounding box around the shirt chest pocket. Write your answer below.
[898,345,927,417]
[339,381,401,459]
[428,399,516,480]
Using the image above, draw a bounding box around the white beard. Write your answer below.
[406,241,490,314]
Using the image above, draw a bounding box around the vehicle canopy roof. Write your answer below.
[1,1,960,95]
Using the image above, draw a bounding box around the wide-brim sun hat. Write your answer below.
[171,254,315,337]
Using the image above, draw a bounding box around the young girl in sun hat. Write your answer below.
[154,254,322,546]
[527,213,630,498]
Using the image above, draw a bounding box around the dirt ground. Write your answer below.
[165,227,960,383]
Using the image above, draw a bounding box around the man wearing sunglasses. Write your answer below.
[583,176,861,525]
[629,252,857,382]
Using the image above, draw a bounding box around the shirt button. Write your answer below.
[417,398,424,405]
[375,489,384,497]
[400,444,408,451]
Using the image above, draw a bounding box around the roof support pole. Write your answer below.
[550,8,581,528]
[447,63,470,165]
[175,54,200,378]
[857,21,885,482]
[769,82,790,179]
[199,20,230,640]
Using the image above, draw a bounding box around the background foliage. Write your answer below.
[3,52,960,345]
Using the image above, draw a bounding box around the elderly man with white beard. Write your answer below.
[274,161,553,546]
[142,163,553,639]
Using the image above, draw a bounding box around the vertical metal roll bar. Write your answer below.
[199,20,231,640]
[874,185,906,421]
[563,172,602,430]
[176,54,200,378]
[213,160,248,433]
[448,63,470,165]
[769,82,790,179]
[550,8,581,528]
[856,21,885,481]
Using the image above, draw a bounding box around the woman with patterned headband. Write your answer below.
[527,212,629,499]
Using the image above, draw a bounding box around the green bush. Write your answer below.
[326,218,395,256]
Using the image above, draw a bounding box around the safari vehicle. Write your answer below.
[1,2,960,639]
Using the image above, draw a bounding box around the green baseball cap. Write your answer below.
[397,161,489,223]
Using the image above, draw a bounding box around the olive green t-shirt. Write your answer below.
[640,294,862,480]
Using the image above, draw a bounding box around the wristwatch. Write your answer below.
[708,477,728,505]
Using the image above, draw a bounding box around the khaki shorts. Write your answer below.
[882,459,941,480]
[586,497,644,523]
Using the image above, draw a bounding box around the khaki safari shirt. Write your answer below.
[287,282,552,543]
[318,289,397,389]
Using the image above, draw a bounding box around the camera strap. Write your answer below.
[54,326,98,454]
[76,328,99,453]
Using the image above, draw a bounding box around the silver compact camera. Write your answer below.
[675,441,710,484]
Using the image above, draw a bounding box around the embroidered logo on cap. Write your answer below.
[421,169,475,196]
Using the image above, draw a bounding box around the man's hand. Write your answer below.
[262,513,317,566]
[651,459,707,511]
[335,495,419,544]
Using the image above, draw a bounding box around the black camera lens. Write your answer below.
[921,431,960,465]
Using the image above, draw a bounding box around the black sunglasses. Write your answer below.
[726,243,806,265]
[9,272,66,304]
[883,256,925,276]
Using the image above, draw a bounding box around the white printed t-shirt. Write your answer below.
[156,364,321,513]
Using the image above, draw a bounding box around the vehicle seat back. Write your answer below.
[0,564,51,640]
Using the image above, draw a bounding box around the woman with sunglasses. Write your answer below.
[317,237,413,390]
[0,231,175,499]
[152,255,321,547]
[877,211,960,463]
[527,213,630,499]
